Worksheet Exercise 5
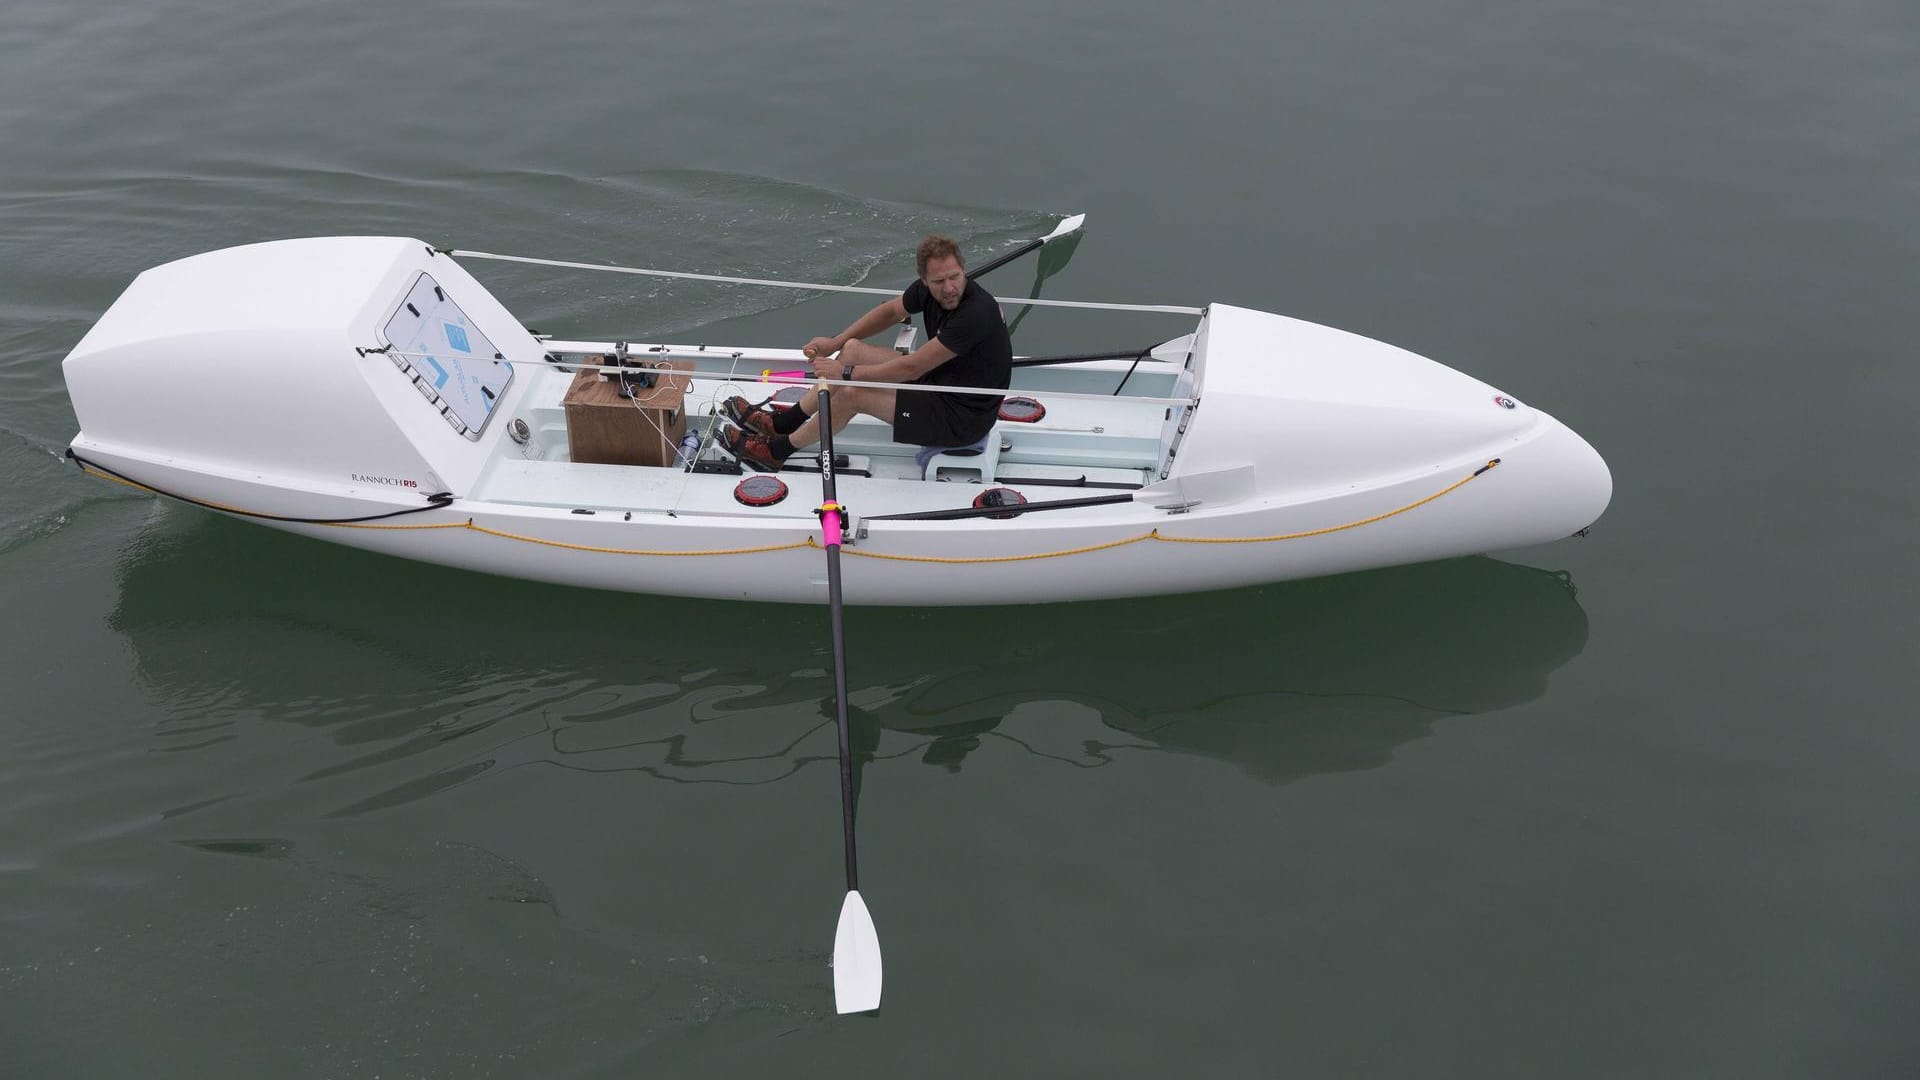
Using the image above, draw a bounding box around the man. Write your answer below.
[720,234,1012,471]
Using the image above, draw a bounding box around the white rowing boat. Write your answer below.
[60,220,1614,1012]
[61,228,1611,606]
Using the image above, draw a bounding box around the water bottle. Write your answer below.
[677,430,701,468]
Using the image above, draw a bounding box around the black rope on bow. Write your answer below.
[66,449,456,524]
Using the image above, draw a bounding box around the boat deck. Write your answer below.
[468,350,1188,522]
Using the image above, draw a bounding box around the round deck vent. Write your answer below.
[998,396,1045,422]
[972,487,1027,519]
[734,475,789,507]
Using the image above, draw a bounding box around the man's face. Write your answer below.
[922,255,966,311]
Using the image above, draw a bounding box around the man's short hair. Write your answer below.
[916,234,964,278]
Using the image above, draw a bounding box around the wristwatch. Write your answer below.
[841,363,854,381]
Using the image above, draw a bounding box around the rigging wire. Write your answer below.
[447,248,1204,315]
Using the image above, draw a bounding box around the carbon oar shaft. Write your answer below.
[817,390,857,891]
[865,491,1136,523]
[966,237,1044,280]
[1012,349,1151,368]
[965,213,1084,280]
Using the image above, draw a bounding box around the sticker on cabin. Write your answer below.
[444,322,472,353]
[1493,395,1517,410]
[352,473,419,489]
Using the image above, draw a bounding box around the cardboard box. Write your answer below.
[563,360,692,466]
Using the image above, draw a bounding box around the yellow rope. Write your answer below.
[462,521,811,557]
[1151,465,1490,545]
[838,461,1498,563]
[81,464,804,556]
[87,465,205,500]
[79,460,1498,564]
[838,532,1155,564]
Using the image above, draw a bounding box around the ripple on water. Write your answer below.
[0,162,1059,347]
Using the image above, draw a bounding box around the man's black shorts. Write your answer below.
[892,388,995,447]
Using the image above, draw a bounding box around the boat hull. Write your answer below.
[70,408,1606,605]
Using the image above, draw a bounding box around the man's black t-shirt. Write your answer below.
[900,277,1012,441]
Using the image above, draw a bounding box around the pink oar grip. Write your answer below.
[822,509,843,549]
[761,368,808,383]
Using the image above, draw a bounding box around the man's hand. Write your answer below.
[802,336,843,360]
[810,356,847,380]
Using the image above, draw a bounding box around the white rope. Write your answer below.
[448,249,1205,315]
[377,349,1197,407]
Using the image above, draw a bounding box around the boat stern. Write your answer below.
[63,237,546,509]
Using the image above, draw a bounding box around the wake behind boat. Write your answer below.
[61,229,1611,605]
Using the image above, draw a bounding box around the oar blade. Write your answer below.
[1045,213,1087,242]
[832,889,883,1014]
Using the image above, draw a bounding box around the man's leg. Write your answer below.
[783,338,892,424]
[780,338,897,447]
[723,340,897,469]
[784,385,896,451]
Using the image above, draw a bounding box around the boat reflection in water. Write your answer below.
[110,514,1587,815]
[855,555,1586,783]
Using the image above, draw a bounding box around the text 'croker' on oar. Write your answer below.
[813,385,883,1015]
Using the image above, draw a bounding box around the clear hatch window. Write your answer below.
[381,273,512,439]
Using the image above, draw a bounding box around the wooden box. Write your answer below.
[562,360,692,467]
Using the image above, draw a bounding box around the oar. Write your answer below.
[1012,348,1155,368]
[967,214,1087,281]
[814,386,883,1015]
[777,350,1157,373]
[1004,217,1088,337]
[865,464,1257,522]
[867,492,1133,522]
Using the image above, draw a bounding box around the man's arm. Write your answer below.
[864,339,954,383]
[804,297,909,360]
[808,337,954,383]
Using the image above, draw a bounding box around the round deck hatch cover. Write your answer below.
[972,487,1027,519]
[734,475,789,507]
[998,396,1045,422]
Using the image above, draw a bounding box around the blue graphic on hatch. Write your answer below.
[383,273,511,438]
